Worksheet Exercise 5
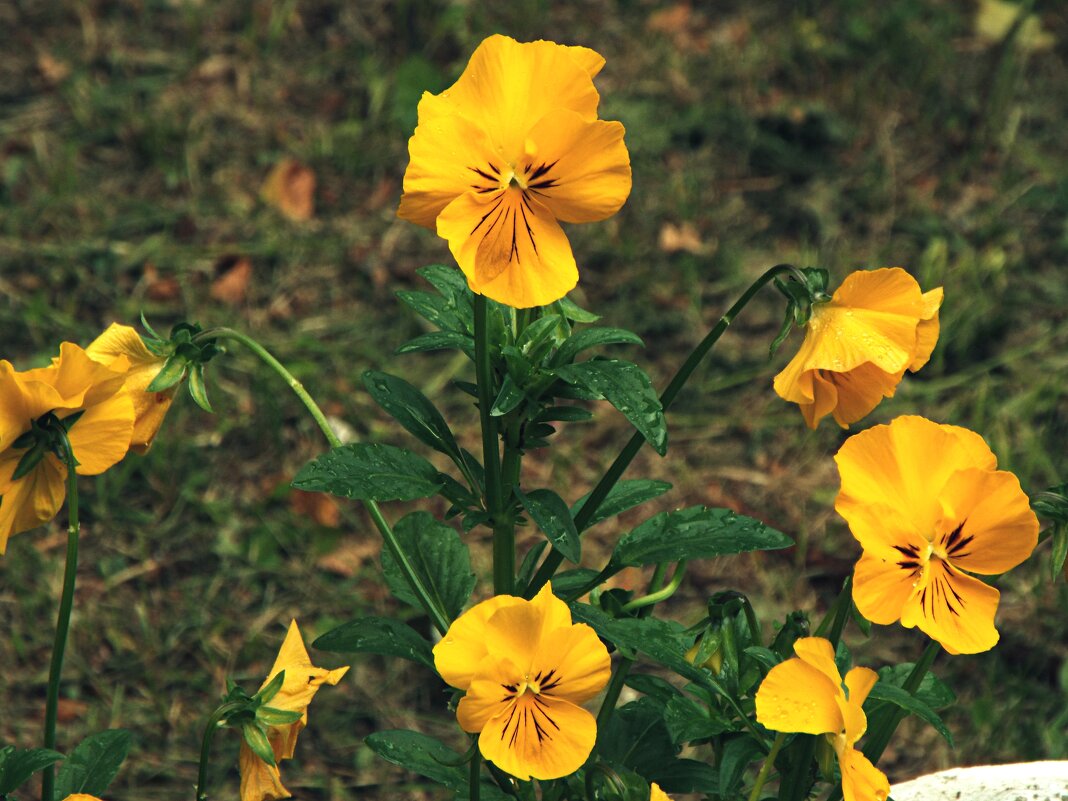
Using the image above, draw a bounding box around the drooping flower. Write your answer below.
[0,343,135,552]
[398,34,632,309]
[86,323,175,453]
[773,268,943,429]
[239,620,350,801]
[433,582,611,780]
[836,415,1039,654]
[755,637,888,801]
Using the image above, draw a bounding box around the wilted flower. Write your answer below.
[398,34,631,308]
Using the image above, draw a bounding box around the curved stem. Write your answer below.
[748,732,786,801]
[41,430,81,801]
[194,703,240,801]
[620,561,687,613]
[197,328,450,633]
[526,263,805,597]
[473,297,514,595]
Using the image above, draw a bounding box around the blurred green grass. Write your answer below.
[1,1,1066,798]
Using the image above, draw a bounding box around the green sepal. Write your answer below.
[11,442,47,481]
[255,669,286,705]
[139,310,163,341]
[146,352,189,392]
[242,722,276,766]
[257,706,304,726]
[1050,525,1068,580]
[769,301,797,358]
[187,362,213,412]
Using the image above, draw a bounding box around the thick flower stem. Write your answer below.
[469,748,482,801]
[194,703,240,801]
[194,328,450,634]
[473,297,514,595]
[41,431,81,801]
[526,264,807,597]
[595,657,633,733]
[748,732,787,801]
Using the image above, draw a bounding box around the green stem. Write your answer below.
[197,328,450,633]
[41,430,81,801]
[813,575,853,647]
[748,732,787,801]
[620,561,687,612]
[595,657,633,733]
[195,703,241,801]
[473,297,514,595]
[526,263,806,597]
[469,748,481,801]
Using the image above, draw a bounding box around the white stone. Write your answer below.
[891,761,1068,801]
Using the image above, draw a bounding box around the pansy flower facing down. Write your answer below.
[433,583,611,780]
[836,416,1039,654]
[0,343,135,552]
[239,621,349,801]
[756,637,888,801]
[398,34,632,309]
[774,268,943,429]
[86,323,175,453]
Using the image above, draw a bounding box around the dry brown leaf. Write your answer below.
[261,158,316,221]
[316,538,380,578]
[658,222,712,255]
[56,698,89,723]
[647,3,710,53]
[290,488,341,528]
[143,263,182,301]
[37,52,71,84]
[210,255,253,305]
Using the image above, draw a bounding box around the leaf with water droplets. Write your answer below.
[380,511,475,620]
[553,359,668,455]
[293,442,444,502]
[365,730,513,799]
[613,506,793,567]
[571,479,673,529]
[516,487,580,563]
[313,616,434,668]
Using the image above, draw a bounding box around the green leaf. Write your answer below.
[0,747,65,795]
[242,722,276,766]
[866,682,954,746]
[397,290,465,333]
[876,664,956,710]
[380,511,476,620]
[625,673,684,704]
[718,734,765,798]
[613,507,793,567]
[363,371,465,465]
[570,603,699,681]
[554,327,644,365]
[396,331,474,359]
[553,360,668,455]
[255,669,286,704]
[54,729,131,798]
[366,730,511,800]
[547,567,600,598]
[292,443,444,502]
[571,479,673,529]
[1051,525,1068,580]
[313,616,434,669]
[664,694,731,743]
[145,352,187,392]
[489,374,526,416]
[516,541,549,589]
[187,362,213,412]
[534,405,594,423]
[516,488,581,563]
[555,296,601,323]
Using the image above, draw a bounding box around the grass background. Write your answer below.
[1,0,1066,798]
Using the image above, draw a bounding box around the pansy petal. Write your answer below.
[792,637,843,687]
[398,114,502,230]
[239,740,290,801]
[908,287,943,371]
[0,362,27,448]
[566,45,606,77]
[482,583,574,671]
[839,667,878,744]
[51,343,129,408]
[828,364,902,428]
[478,693,596,781]
[836,500,929,562]
[438,189,578,309]
[263,621,350,717]
[838,746,890,801]
[902,561,1000,655]
[65,392,135,476]
[524,109,631,223]
[852,552,917,626]
[434,594,525,690]
[0,453,67,553]
[457,655,527,733]
[529,622,611,704]
[834,416,996,536]
[936,468,1039,575]
[755,655,843,736]
[433,35,601,163]
[843,667,879,710]
[650,783,672,801]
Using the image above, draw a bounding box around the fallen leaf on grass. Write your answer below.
[143,263,182,301]
[210,255,253,305]
[316,538,380,578]
[261,158,316,221]
[291,488,341,528]
[658,222,713,255]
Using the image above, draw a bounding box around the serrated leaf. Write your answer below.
[397,331,474,359]
[380,511,475,620]
[313,616,434,669]
[554,327,644,365]
[572,479,673,529]
[613,507,793,567]
[54,729,131,798]
[0,747,65,795]
[516,488,580,563]
[866,682,954,745]
[293,443,444,502]
[554,360,667,455]
[365,730,511,800]
[363,371,464,465]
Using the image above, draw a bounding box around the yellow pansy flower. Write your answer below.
[239,620,350,801]
[650,782,672,801]
[0,343,134,552]
[86,323,175,453]
[774,268,943,428]
[836,416,1039,654]
[398,34,632,309]
[755,637,888,801]
[433,583,611,781]
[62,796,106,801]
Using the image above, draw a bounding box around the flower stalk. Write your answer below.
[194,701,243,801]
[748,732,787,801]
[41,428,81,801]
